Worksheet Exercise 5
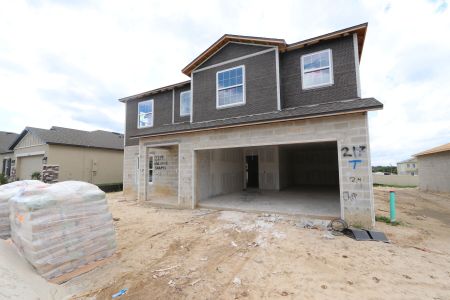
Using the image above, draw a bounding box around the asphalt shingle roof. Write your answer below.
[0,131,19,154]
[10,126,124,150]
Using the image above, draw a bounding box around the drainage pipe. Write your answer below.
[389,191,396,222]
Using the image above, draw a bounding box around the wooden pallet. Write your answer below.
[49,254,116,284]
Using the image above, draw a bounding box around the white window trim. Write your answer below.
[300,49,334,90]
[137,99,154,129]
[216,65,246,109]
[179,90,191,116]
[148,154,154,184]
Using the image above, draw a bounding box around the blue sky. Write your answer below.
[0,0,449,165]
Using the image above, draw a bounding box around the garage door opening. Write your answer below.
[195,141,341,218]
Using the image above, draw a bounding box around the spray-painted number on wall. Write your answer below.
[343,191,358,202]
[341,145,366,158]
[349,176,362,183]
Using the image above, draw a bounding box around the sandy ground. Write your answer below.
[64,187,450,300]
[0,240,66,299]
[1,187,450,299]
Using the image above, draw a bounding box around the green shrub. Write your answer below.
[0,173,7,185]
[31,171,41,180]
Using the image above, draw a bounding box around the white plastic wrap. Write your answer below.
[0,180,45,239]
[9,181,116,279]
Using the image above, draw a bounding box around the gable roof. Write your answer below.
[119,80,190,103]
[0,131,19,154]
[415,142,450,157]
[182,23,368,76]
[9,126,124,151]
[398,158,417,164]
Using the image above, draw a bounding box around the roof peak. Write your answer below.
[182,22,368,76]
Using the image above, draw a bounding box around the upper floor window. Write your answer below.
[180,90,191,116]
[301,49,333,89]
[216,65,245,108]
[138,100,153,128]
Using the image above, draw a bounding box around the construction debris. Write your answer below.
[9,181,116,280]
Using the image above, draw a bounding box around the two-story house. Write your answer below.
[120,23,383,227]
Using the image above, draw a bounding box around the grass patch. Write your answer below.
[375,215,402,226]
[373,183,417,188]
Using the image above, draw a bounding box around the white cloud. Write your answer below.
[0,0,449,165]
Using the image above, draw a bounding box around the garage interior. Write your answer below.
[196,141,341,218]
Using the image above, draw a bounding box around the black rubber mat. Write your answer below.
[343,228,372,241]
[367,230,390,243]
[343,228,390,243]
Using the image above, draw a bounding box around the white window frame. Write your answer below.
[216,65,246,109]
[137,99,154,128]
[300,49,334,90]
[179,90,191,116]
[148,154,154,184]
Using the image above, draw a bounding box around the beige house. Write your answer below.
[8,126,124,184]
[0,131,19,178]
[397,158,418,176]
[415,142,450,193]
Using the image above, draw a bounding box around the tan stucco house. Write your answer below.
[7,126,124,184]
[415,142,450,193]
[397,158,418,176]
[0,131,19,178]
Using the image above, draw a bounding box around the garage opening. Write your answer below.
[195,141,341,218]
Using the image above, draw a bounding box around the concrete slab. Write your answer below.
[198,186,340,219]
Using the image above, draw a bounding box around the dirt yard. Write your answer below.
[56,187,449,300]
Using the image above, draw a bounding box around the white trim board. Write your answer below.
[275,49,281,110]
[353,33,362,98]
[15,151,45,158]
[192,41,278,73]
[193,47,277,74]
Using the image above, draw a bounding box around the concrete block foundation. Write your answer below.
[123,112,375,227]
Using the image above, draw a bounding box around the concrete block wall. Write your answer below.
[418,152,450,193]
[147,146,178,199]
[123,145,139,198]
[125,112,374,227]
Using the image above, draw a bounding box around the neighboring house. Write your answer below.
[0,131,19,178]
[415,142,450,193]
[8,126,124,184]
[397,158,418,176]
[120,23,383,227]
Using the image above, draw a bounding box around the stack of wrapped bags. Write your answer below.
[8,181,116,280]
[0,180,45,239]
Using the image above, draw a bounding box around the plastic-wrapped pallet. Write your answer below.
[10,181,116,280]
[0,180,45,239]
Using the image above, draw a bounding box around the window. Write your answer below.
[216,65,245,108]
[148,155,154,183]
[180,90,191,116]
[301,49,333,89]
[138,100,153,128]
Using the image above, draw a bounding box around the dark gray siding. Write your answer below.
[280,35,358,108]
[192,50,278,123]
[198,43,271,69]
[174,86,191,123]
[125,90,173,146]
